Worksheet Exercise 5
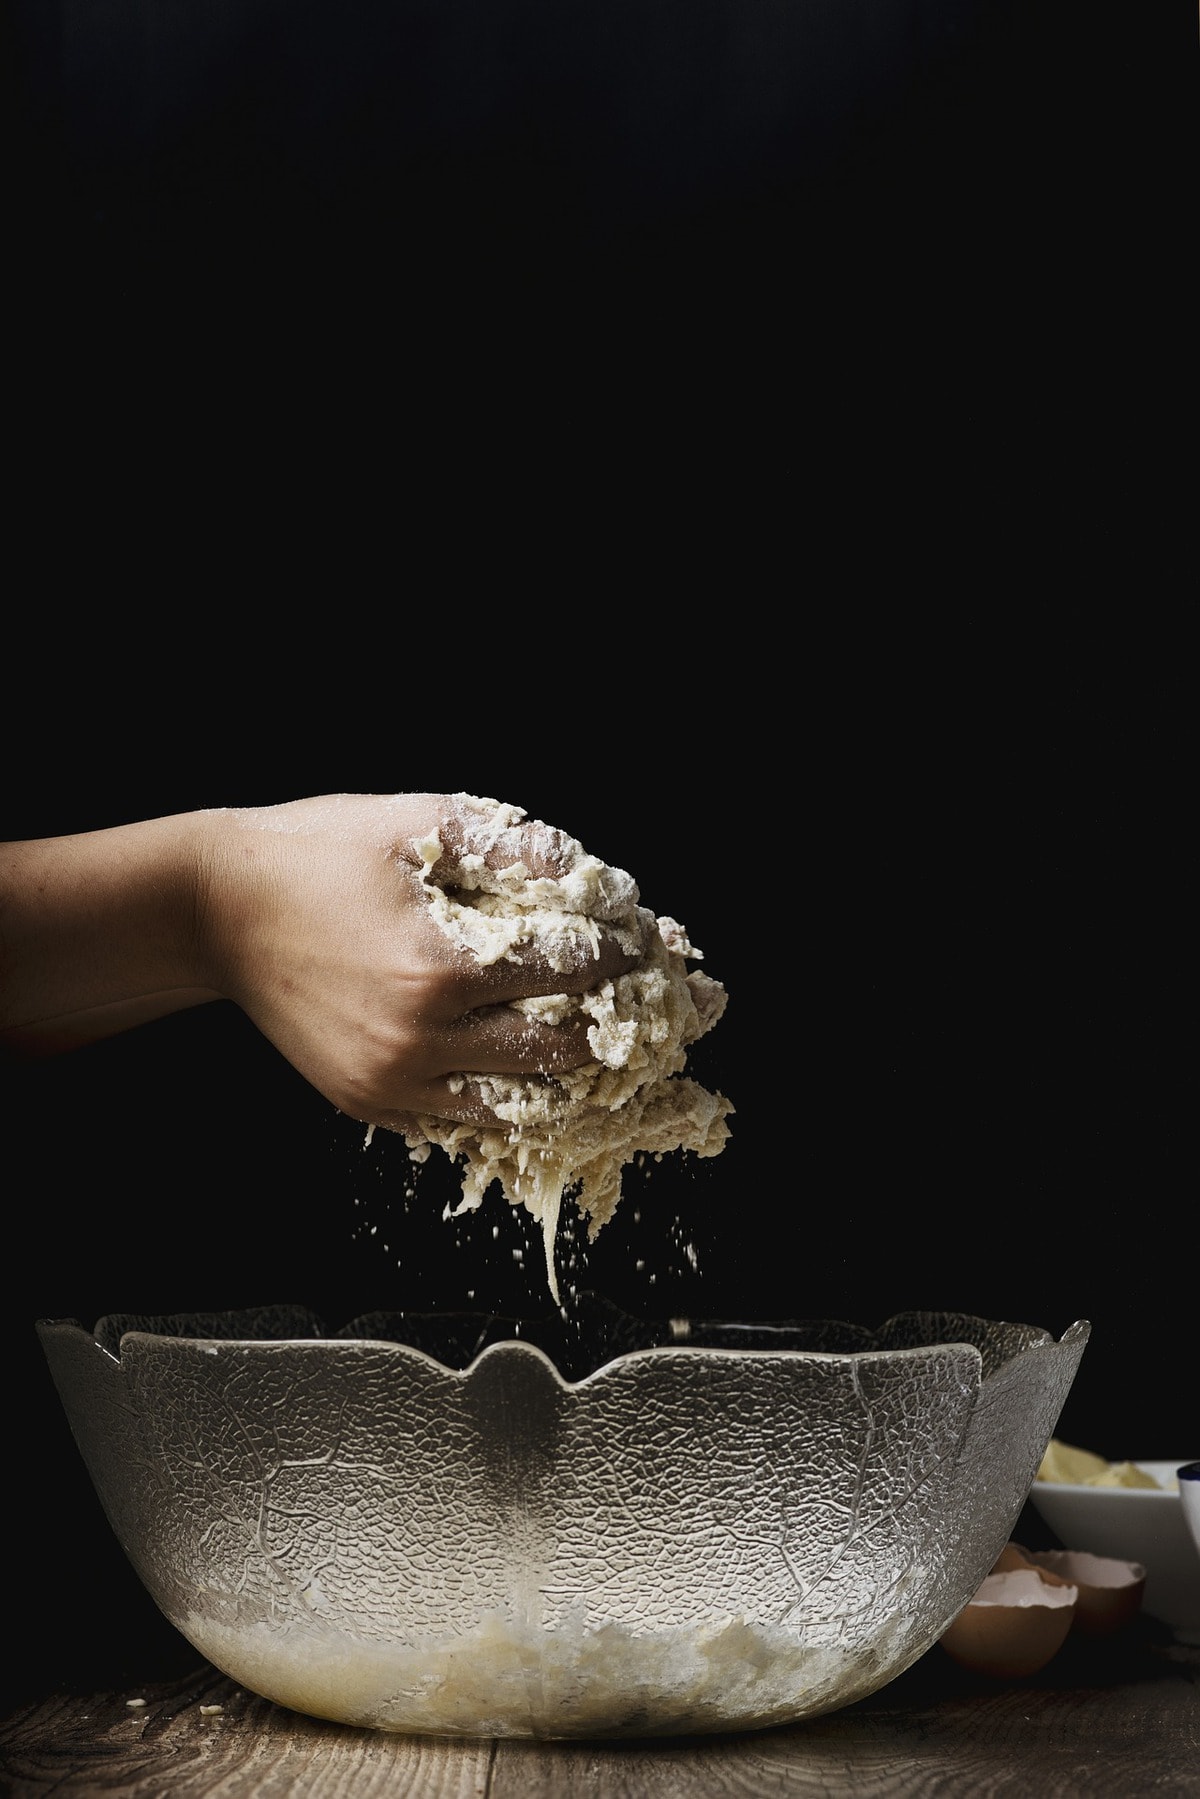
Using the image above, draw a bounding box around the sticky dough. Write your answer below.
[401,795,733,1304]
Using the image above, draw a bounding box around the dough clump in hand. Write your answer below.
[402,795,733,1304]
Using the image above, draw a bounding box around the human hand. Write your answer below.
[195,792,646,1132]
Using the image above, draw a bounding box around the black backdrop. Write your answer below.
[3,0,1191,1712]
[3,661,1189,1701]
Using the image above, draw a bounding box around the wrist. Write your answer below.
[0,812,222,1047]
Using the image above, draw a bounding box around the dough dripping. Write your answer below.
[400,795,733,1304]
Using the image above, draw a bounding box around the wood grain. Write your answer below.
[2,1625,1197,1798]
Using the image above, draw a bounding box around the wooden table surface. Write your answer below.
[2,1620,1197,1798]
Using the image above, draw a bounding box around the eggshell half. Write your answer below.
[991,1542,1074,1585]
[1015,1547,1146,1637]
[939,1568,1078,1678]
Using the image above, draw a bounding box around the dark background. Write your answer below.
[3,0,1191,1712]
[2,661,1189,1703]
[10,0,1093,327]
[7,0,1189,451]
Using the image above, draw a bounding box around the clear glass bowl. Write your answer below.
[38,1299,1089,1737]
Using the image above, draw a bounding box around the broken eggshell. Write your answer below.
[939,1562,1078,1678]
[1014,1546,1146,1637]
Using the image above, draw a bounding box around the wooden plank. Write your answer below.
[1,1630,1197,1799]
[0,1669,493,1799]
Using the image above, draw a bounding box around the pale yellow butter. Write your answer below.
[1087,1460,1163,1490]
[1037,1439,1163,1489]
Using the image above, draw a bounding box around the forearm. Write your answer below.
[0,793,652,1121]
[0,814,222,1055]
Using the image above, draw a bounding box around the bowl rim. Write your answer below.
[38,1305,1091,1385]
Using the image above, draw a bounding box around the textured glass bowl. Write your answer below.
[37,1301,1089,1738]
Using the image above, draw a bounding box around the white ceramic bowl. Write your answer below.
[1027,1462,1200,1643]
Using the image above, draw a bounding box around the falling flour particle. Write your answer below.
[399,795,733,1303]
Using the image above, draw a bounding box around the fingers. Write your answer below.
[443,1004,597,1074]
[357,1069,567,1135]
[341,1006,601,1134]
[431,794,582,883]
[327,792,660,1134]
[457,920,644,1007]
[413,793,641,922]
